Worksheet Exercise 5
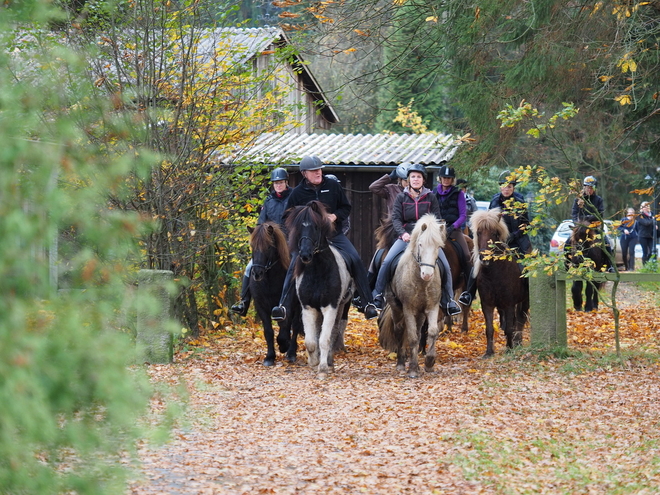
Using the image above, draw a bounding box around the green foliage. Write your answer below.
[1,2,177,492]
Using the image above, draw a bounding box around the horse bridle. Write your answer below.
[413,242,436,270]
[297,226,326,255]
[251,259,276,273]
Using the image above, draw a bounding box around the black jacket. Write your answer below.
[572,193,605,223]
[285,177,352,235]
[489,191,531,253]
[637,211,657,239]
[257,187,292,228]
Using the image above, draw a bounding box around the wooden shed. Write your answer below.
[227,132,460,266]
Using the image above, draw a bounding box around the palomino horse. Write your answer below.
[286,201,353,379]
[248,222,303,365]
[565,223,609,312]
[377,214,446,378]
[373,213,473,333]
[470,209,529,357]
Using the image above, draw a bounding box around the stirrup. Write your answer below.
[363,303,378,320]
[271,305,286,321]
[446,300,462,316]
[458,291,472,306]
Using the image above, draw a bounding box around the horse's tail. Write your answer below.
[377,304,400,352]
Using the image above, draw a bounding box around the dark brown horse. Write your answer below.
[373,213,473,333]
[248,222,303,365]
[470,209,529,357]
[565,223,608,312]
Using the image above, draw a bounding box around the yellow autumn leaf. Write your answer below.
[599,75,613,82]
[426,16,438,22]
[615,94,632,105]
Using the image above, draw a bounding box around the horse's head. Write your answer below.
[409,214,445,281]
[566,223,605,269]
[470,208,510,268]
[287,200,333,264]
[250,222,289,281]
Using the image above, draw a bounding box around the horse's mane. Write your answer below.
[375,213,398,251]
[469,208,510,274]
[409,213,445,249]
[285,200,334,253]
[250,221,290,268]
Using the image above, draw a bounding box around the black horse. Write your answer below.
[565,223,609,312]
[249,222,302,366]
[286,200,353,379]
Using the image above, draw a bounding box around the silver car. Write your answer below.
[549,219,622,265]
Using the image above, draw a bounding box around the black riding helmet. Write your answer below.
[299,155,324,171]
[270,167,288,182]
[407,163,427,179]
[438,164,455,178]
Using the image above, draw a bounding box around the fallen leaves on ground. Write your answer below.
[130,282,660,494]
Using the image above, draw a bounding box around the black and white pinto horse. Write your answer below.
[248,221,303,366]
[470,209,529,357]
[377,214,446,378]
[286,200,353,379]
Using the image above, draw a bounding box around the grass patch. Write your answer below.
[444,429,660,494]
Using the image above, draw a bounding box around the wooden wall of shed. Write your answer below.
[288,170,390,267]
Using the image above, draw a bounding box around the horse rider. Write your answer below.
[433,164,472,288]
[369,162,410,212]
[371,164,462,316]
[271,156,378,321]
[571,175,614,271]
[459,170,532,306]
[572,175,604,225]
[231,167,292,317]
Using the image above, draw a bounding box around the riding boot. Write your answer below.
[438,248,461,316]
[230,275,251,317]
[458,269,477,306]
[271,253,297,321]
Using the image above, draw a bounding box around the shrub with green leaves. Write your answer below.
[0,3,172,493]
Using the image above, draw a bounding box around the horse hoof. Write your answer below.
[285,354,297,364]
[317,372,328,380]
[263,358,276,367]
[396,364,406,372]
[407,370,419,379]
[424,356,435,371]
[482,353,494,359]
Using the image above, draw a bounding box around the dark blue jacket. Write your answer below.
[257,187,292,228]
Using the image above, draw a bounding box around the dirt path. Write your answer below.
[129,282,660,495]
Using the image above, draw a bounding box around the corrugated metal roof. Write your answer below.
[196,27,284,65]
[222,132,459,169]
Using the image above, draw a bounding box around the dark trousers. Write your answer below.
[639,237,654,264]
[620,237,637,270]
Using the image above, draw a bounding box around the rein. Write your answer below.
[413,243,437,269]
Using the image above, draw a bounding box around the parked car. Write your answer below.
[549,219,623,266]
[475,200,490,211]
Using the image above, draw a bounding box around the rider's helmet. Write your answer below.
[498,170,517,185]
[299,155,324,171]
[270,167,289,182]
[583,175,597,187]
[395,162,411,180]
[325,174,340,183]
[407,163,427,179]
[438,164,456,178]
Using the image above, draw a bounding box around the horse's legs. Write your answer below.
[403,311,421,378]
[302,308,321,369]
[332,299,351,354]
[317,307,338,378]
[571,281,584,311]
[502,307,516,350]
[424,308,441,372]
[276,319,292,355]
[285,305,302,363]
[262,318,277,367]
[482,306,496,358]
[584,281,600,312]
[512,304,526,348]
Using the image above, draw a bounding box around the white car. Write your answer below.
[549,219,622,265]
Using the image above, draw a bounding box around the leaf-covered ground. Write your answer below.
[129,282,660,494]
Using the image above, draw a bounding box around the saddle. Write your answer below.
[445,232,470,287]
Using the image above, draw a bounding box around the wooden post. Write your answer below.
[137,269,174,364]
[529,274,567,348]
